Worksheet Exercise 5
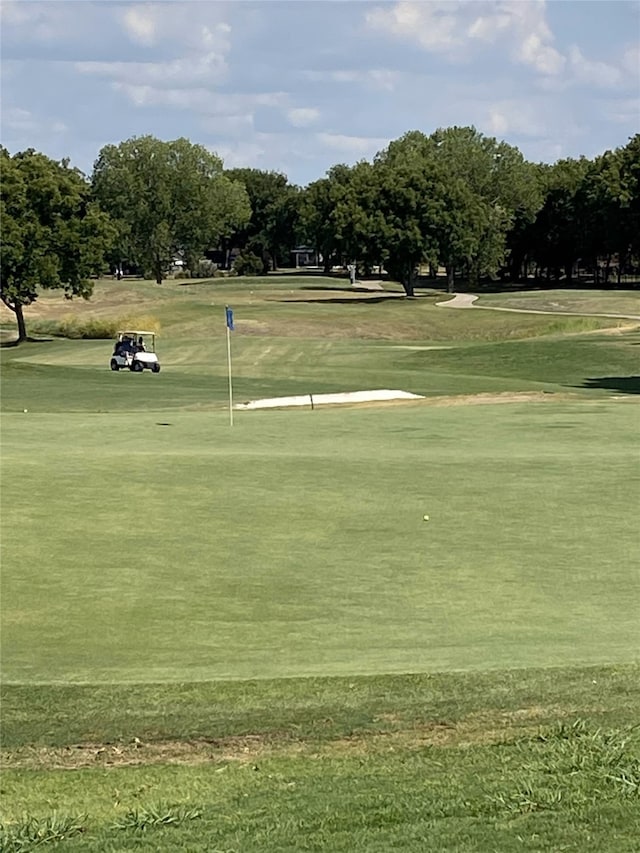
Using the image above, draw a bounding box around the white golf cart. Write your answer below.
[110,330,160,373]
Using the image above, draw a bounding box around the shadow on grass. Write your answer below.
[278,294,408,305]
[0,337,54,348]
[580,376,640,394]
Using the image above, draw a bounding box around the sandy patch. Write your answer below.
[236,389,424,410]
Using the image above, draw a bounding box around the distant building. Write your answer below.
[290,246,319,268]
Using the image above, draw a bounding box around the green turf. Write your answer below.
[2,667,639,851]
[1,277,639,851]
[2,400,638,683]
[477,289,640,317]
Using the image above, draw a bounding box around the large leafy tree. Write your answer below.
[579,137,640,284]
[526,157,592,283]
[378,127,541,290]
[224,169,300,273]
[91,136,250,283]
[372,160,441,296]
[0,147,113,342]
[300,176,337,274]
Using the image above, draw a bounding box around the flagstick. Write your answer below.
[226,320,234,427]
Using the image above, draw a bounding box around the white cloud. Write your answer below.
[3,106,67,134]
[0,0,91,42]
[366,1,462,54]
[118,3,231,52]
[486,100,548,137]
[367,0,565,75]
[622,43,640,77]
[304,68,400,92]
[112,83,288,115]
[316,133,390,155]
[76,55,228,88]
[121,6,157,46]
[210,140,266,169]
[287,107,320,127]
[518,31,564,76]
[568,45,622,88]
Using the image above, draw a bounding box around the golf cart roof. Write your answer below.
[117,330,156,337]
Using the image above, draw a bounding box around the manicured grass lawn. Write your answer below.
[2,400,638,683]
[1,276,638,851]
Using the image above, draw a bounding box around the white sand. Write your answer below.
[236,389,424,410]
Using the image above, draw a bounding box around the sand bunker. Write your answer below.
[237,389,424,410]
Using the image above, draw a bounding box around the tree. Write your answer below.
[91,136,250,283]
[371,160,441,296]
[0,147,113,342]
[300,174,346,274]
[378,127,541,290]
[223,169,300,274]
[526,157,592,283]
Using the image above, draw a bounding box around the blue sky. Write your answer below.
[1,0,638,185]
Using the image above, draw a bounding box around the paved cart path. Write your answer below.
[436,293,640,320]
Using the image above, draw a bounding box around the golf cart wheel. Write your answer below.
[110,359,120,371]
[151,363,161,374]
[131,361,144,372]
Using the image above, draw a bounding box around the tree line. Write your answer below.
[2,127,639,339]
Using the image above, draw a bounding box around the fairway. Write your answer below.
[1,277,639,851]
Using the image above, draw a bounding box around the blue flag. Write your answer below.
[225,306,234,331]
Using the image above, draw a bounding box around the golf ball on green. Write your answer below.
[423,515,429,521]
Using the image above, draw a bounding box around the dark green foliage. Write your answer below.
[224,168,301,272]
[233,250,264,276]
[91,136,251,283]
[0,147,113,341]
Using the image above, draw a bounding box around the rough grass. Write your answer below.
[2,667,639,851]
[26,314,161,340]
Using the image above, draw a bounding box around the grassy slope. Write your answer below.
[2,668,639,851]
[1,277,639,851]
[476,289,640,317]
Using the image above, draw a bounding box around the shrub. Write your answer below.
[29,315,161,339]
[233,251,263,276]
[191,259,218,278]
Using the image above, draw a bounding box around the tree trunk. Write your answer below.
[2,299,28,342]
[469,260,480,288]
[402,277,415,297]
[14,301,27,342]
[323,254,332,275]
[271,247,278,272]
[446,265,455,293]
[401,266,416,297]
